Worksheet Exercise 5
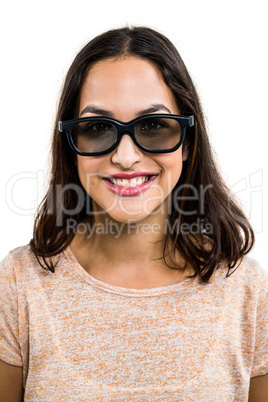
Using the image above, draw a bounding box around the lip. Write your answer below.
[103,174,158,197]
[109,171,157,179]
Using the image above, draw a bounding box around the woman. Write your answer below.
[0,26,267,401]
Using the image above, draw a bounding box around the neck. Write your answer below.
[69,210,191,288]
[75,212,169,266]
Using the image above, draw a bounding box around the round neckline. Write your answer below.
[63,246,200,297]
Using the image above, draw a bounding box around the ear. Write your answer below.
[182,144,189,162]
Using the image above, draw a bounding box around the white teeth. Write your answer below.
[110,176,150,187]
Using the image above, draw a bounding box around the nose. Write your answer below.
[111,133,143,169]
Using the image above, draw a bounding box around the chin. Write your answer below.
[106,204,168,227]
[92,198,168,226]
[106,211,152,225]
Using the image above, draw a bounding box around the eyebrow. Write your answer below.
[137,104,172,116]
[79,103,172,118]
[80,106,112,117]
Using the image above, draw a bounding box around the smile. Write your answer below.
[103,174,158,196]
[109,176,150,187]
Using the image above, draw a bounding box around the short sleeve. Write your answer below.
[0,253,23,367]
[251,264,268,377]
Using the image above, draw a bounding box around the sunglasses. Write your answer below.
[59,114,194,156]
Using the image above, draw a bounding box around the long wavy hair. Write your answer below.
[30,26,254,282]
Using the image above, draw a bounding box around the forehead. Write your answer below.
[85,55,163,81]
[77,56,179,118]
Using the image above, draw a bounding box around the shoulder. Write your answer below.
[217,255,267,286]
[228,256,268,320]
[0,244,65,285]
[0,244,71,304]
[210,255,268,306]
[0,244,39,274]
[2,243,35,260]
[239,255,266,273]
[0,245,38,294]
[236,255,268,288]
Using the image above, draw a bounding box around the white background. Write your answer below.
[0,0,267,269]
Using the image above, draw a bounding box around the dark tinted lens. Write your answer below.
[135,117,181,150]
[72,120,117,153]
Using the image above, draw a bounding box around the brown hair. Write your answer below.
[30,26,254,282]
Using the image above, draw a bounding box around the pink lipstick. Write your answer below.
[102,172,158,196]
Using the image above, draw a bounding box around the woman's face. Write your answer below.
[76,56,187,224]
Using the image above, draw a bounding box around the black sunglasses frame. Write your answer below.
[58,114,195,156]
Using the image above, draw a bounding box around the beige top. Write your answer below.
[0,244,267,401]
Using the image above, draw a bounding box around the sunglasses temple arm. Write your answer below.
[188,116,195,127]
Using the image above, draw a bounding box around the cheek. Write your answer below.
[76,158,99,191]
[77,159,87,184]
[156,151,184,182]
[167,160,184,192]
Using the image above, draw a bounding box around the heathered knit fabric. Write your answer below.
[0,244,267,401]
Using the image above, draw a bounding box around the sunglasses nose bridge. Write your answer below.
[116,122,136,143]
